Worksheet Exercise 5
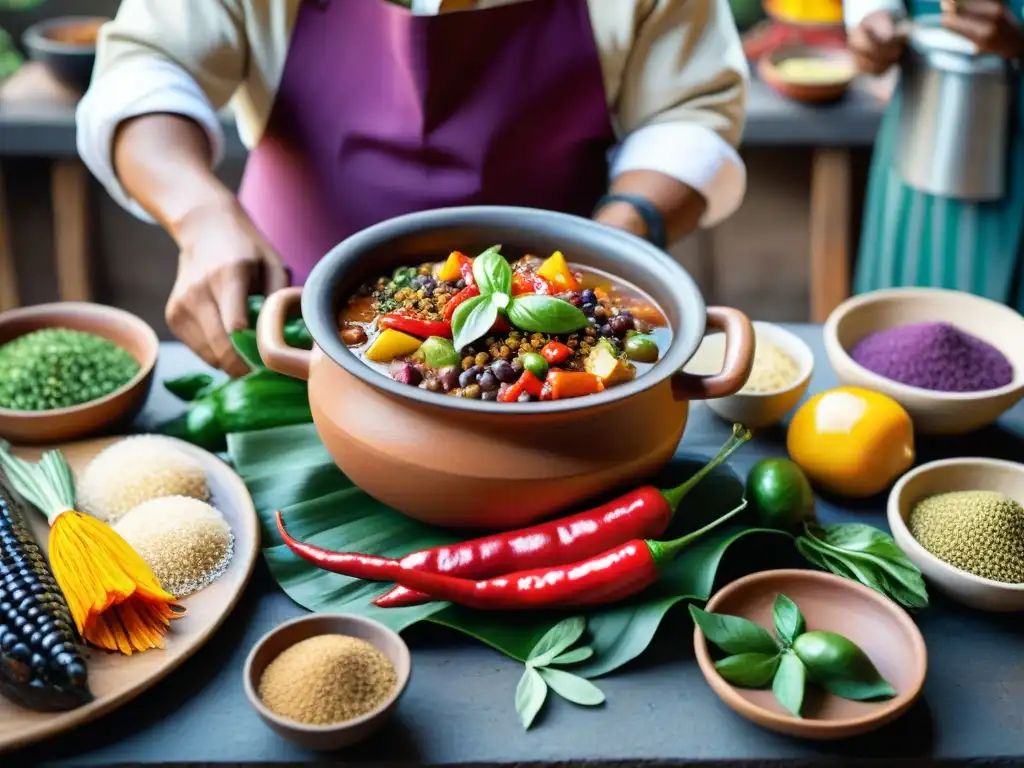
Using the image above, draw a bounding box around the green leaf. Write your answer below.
[714,653,780,688]
[773,652,806,718]
[472,245,511,297]
[527,616,586,668]
[772,593,804,646]
[515,667,547,730]
[230,330,265,370]
[689,605,780,656]
[550,646,594,666]
[537,668,605,706]
[451,294,499,352]
[506,295,589,334]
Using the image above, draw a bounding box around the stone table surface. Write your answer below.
[10,325,1024,767]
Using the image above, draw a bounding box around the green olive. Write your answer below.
[624,334,659,363]
[746,458,816,531]
[520,352,549,378]
[791,631,896,701]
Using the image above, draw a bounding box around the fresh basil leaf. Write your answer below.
[230,330,265,370]
[515,667,548,730]
[527,616,586,668]
[714,653,780,688]
[472,245,511,297]
[452,294,499,352]
[772,593,805,646]
[773,652,806,717]
[507,295,588,334]
[550,646,594,666]
[537,668,605,706]
[689,605,779,656]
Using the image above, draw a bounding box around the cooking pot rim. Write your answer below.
[302,206,707,414]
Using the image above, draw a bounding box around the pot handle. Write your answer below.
[256,287,311,382]
[671,307,754,401]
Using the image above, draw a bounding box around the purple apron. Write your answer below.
[237,0,617,283]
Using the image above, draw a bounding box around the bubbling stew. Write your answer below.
[338,246,671,403]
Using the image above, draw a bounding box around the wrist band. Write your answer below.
[593,193,667,250]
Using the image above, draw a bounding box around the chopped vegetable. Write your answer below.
[584,345,636,386]
[378,310,452,339]
[540,341,572,365]
[537,251,580,292]
[499,371,545,402]
[438,251,472,282]
[547,370,604,400]
[443,284,480,323]
[512,272,552,295]
[520,352,549,379]
[364,329,423,363]
[413,337,460,368]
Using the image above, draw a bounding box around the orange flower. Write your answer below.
[0,445,184,656]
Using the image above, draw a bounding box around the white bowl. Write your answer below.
[887,457,1024,612]
[687,321,814,429]
[824,288,1024,435]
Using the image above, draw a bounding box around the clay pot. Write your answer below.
[258,207,754,530]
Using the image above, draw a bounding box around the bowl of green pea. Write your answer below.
[0,302,159,444]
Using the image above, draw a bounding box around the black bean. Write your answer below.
[459,366,483,388]
[609,315,634,337]
[478,371,499,392]
[600,324,612,336]
[491,359,518,384]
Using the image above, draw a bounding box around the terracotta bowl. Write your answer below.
[243,613,411,751]
[694,569,927,740]
[888,457,1024,612]
[691,321,814,429]
[23,16,108,94]
[758,45,856,103]
[0,302,158,445]
[258,206,755,530]
[823,287,1024,435]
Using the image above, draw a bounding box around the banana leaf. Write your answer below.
[228,423,790,674]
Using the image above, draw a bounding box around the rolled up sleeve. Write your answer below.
[610,0,749,227]
[76,0,247,221]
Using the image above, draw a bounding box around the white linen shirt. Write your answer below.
[77,0,750,228]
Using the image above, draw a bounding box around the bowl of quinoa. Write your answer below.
[823,288,1024,435]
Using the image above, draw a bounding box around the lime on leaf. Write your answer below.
[746,458,816,531]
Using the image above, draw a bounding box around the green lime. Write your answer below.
[746,458,816,531]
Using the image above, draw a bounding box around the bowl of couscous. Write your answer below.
[684,321,814,429]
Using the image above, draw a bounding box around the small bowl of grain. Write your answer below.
[887,457,1024,612]
[684,321,814,429]
[244,613,411,751]
[758,45,857,103]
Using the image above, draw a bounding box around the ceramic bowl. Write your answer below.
[243,613,411,751]
[824,287,1024,435]
[888,457,1024,612]
[0,302,158,445]
[689,321,814,429]
[758,45,856,103]
[257,206,755,530]
[23,16,108,94]
[694,569,927,740]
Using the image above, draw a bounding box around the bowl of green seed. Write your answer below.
[888,457,1024,612]
[0,302,158,444]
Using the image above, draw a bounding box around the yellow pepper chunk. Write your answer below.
[786,386,915,498]
[437,251,470,282]
[364,329,423,363]
[537,251,580,292]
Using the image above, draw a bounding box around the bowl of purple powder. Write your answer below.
[824,288,1024,434]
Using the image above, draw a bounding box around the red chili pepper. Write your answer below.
[279,500,749,611]
[374,426,750,607]
[512,272,551,296]
[540,341,572,365]
[443,285,480,323]
[378,310,452,339]
[497,370,545,402]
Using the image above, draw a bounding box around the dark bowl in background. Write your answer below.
[22,15,108,94]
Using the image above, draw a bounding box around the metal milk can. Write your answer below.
[897,18,1013,201]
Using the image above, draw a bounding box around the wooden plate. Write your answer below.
[0,436,260,754]
[693,569,927,740]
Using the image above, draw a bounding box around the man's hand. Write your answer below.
[848,11,907,75]
[168,196,289,377]
[942,0,1024,59]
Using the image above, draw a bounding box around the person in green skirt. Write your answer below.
[846,0,1024,311]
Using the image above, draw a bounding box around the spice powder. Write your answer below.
[258,634,398,726]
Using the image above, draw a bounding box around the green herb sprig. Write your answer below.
[515,616,605,730]
[451,246,588,351]
[796,523,928,610]
[690,594,896,718]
